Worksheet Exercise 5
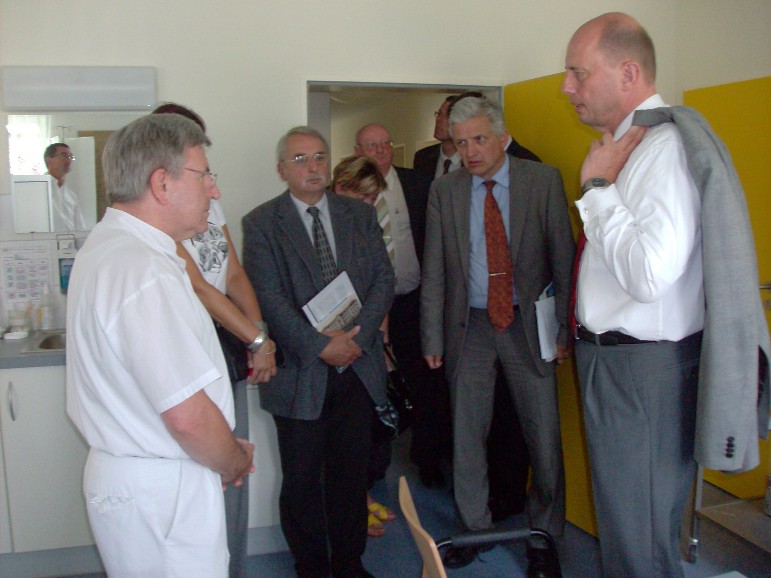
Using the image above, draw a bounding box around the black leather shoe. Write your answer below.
[418,466,445,488]
[527,544,562,578]
[442,544,494,569]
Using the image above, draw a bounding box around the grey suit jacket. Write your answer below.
[242,191,395,420]
[635,106,770,471]
[420,158,575,383]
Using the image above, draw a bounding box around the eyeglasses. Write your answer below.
[55,152,76,160]
[358,140,393,151]
[184,167,218,187]
[285,153,329,167]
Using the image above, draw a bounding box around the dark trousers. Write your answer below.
[273,367,372,578]
[486,368,530,513]
[390,288,452,471]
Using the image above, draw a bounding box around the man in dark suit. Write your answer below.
[413,95,462,179]
[242,126,394,578]
[421,97,574,575]
[354,124,449,488]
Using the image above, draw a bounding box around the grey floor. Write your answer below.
[67,430,771,577]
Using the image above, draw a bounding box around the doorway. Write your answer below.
[307,82,500,168]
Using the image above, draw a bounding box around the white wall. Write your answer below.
[1,0,769,253]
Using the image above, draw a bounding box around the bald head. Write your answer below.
[572,12,656,84]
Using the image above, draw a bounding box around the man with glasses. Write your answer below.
[66,114,254,577]
[242,126,394,578]
[44,142,86,230]
[413,95,462,178]
[354,124,443,487]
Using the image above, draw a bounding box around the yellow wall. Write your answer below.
[504,73,599,535]
[685,76,771,499]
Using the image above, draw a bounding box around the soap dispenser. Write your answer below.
[39,283,55,331]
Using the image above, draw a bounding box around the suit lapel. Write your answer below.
[507,160,529,267]
[450,171,472,284]
[275,191,326,291]
[328,193,352,274]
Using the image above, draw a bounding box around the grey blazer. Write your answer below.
[242,191,395,420]
[420,158,575,383]
[635,106,770,472]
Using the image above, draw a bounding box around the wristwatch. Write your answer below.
[246,329,268,352]
[581,177,611,195]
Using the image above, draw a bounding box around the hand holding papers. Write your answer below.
[535,282,559,362]
[302,271,362,332]
[304,272,362,371]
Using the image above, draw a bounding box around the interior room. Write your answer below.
[1,1,769,577]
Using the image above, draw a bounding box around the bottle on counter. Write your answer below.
[39,283,55,331]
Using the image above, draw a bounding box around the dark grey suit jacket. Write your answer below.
[242,191,395,420]
[420,158,575,383]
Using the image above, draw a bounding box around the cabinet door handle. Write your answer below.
[8,380,17,422]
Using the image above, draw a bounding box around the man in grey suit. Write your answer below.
[563,13,704,577]
[421,97,574,576]
[242,126,394,578]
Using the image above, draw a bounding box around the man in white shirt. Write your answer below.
[66,114,254,578]
[44,143,86,231]
[563,12,703,577]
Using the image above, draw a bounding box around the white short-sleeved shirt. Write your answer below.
[66,207,233,459]
[181,199,229,293]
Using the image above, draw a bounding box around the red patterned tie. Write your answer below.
[484,180,514,332]
[568,232,587,337]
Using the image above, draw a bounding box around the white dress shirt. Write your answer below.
[435,148,462,180]
[575,94,705,341]
[384,167,421,295]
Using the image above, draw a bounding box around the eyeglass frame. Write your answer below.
[358,140,394,151]
[55,152,76,160]
[283,152,330,167]
[184,167,218,187]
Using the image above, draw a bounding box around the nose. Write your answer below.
[561,72,575,95]
[209,182,221,199]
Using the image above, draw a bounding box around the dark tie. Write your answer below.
[568,232,587,337]
[443,158,452,175]
[484,180,514,332]
[307,206,337,285]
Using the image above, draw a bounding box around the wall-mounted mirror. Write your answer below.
[7,111,146,233]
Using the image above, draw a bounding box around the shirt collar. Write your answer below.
[614,94,667,140]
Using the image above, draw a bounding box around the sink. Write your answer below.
[21,331,66,353]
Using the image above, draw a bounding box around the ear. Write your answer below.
[148,167,171,205]
[277,162,287,182]
[620,60,641,90]
[498,130,510,149]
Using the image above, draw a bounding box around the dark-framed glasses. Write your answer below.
[184,167,218,187]
[285,152,329,167]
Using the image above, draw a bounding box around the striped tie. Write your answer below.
[307,206,337,286]
[375,192,395,267]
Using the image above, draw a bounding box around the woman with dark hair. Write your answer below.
[152,102,276,577]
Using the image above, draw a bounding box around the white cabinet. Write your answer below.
[0,365,94,552]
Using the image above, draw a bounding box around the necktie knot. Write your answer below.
[484,179,496,195]
[307,206,320,218]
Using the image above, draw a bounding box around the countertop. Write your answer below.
[0,331,66,369]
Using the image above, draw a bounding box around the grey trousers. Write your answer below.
[450,308,565,538]
[576,332,701,578]
[224,379,249,578]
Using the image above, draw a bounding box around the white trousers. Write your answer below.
[84,449,228,578]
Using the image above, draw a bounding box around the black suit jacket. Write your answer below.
[393,166,432,267]
[506,137,541,163]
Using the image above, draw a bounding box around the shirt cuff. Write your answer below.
[575,184,623,224]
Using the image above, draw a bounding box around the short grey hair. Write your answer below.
[449,97,506,139]
[103,114,210,204]
[276,126,329,163]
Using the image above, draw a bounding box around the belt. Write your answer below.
[575,325,654,346]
